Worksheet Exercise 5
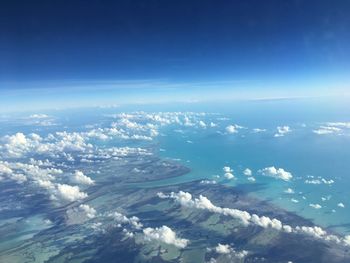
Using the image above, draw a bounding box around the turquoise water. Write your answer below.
[130,98,350,235]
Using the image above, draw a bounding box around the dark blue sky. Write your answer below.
[0,0,350,111]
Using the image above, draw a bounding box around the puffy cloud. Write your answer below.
[224,172,235,179]
[243,168,252,176]
[143,225,189,248]
[225,125,238,134]
[0,162,13,174]
[284,188,295,194]
[247,177,256,182]
[214,244,248,258]
[259,166,292,181]
[110,212,143,229]
[291,198,299,203]
[54,184,88,202]
[66,204,96,224]
[215,243,231,254]
[199,121,207,128]
[274,126,291,137]
[309,203,322,209]
[223,166,233,173]
[338,203,345,208]
[158,191,350,246]
[222,167,235,179]
[305,178,334,185]
[73,170,94,185]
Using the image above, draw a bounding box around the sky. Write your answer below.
[0,0,350,111]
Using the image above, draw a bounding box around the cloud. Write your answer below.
[243,168,252,176]
[73,170,94,185]
[225,124,242,134]
[199,120,206,128]
[313,122,350,135]
[66,204,97,224]
[274,126,291,137]
[109,211,143,229]
[214,243,248,258]
[158,191,350,246]
[259,166,292,181]
[338,203,345,208]
[224,172,235,179]
[29,114,50,119]
[54,184,88,202]
[0,162,13,174]
[143,225,189,248]
[215,243,231,254]
[252,128,266,133]
[284,188,294,194]
[305,177,334,185]
[223,166,233,173]
[309,203,322,209]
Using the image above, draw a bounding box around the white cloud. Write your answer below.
[274,126,291,137]
[338,203,345,208]
[284,188,295,194]
[157,191,350,246]
[199,121,206,128]
[224,172,235,179]
[200,180,217,185]
[54,184,88,202]
[223,166,233,173]
[259,166,292,181]
[143,225,189,248]
[243,168,252,176]
[309,203,322,209]
[225,125,241,134]
[305,178,334,185]
[215,243,231,254]
[214,243,248,258]
[109,212,143,229]
[73,170,94,185]
[247,177,256,182]
[252,128,266,133]
[0,162,13,174]
[66,204,96,224]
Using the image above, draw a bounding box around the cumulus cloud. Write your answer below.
[274,126,291,137]
[66,204,97,224]
[225,124,243,134]
[158,191,350,246]
[305,177,334,185]
[54,184,88,202]
[284,188,295,194]
[259,166,292,181]
[73,170,95,185]
[243,168,252,176]
[223,166,233,173]
[224,172,235,179]
[143,225,189,248]
[110,211,143,229]
[214,243,248,258]
[215,243,231,254]
[338,203,345,208]
[309,203,322,209]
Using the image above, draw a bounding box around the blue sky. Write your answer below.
[0,0,350,111]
